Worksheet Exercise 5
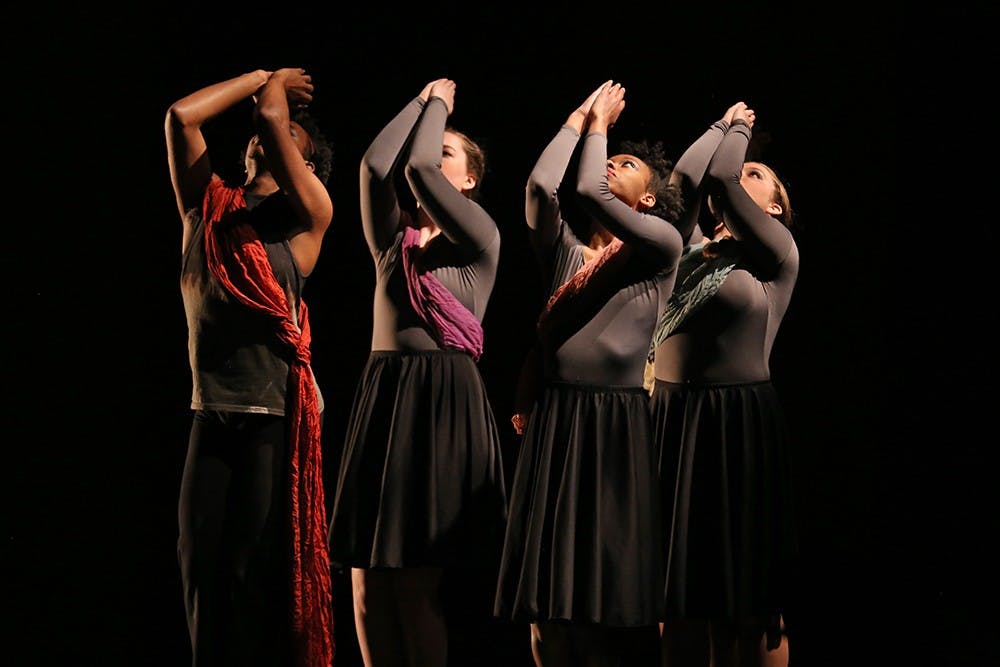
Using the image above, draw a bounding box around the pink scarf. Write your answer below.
[401,225,484,361]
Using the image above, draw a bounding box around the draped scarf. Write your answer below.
[202,180,334,667]
[401,225,484,361]
[647,239,739,362]
[511,237,631,434]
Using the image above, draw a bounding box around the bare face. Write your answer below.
[739,161,782,218]
[441,131,476,194]
[606,154,654,210]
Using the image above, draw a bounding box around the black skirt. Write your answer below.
[650,379,798,624]
[327,350,507,569]
[494,381,665,627]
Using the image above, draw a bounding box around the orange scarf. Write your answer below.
[511,238,630,434]
[203,180,334,667]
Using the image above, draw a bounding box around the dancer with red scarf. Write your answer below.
[494,81,684,666]
[165,68,335,667]
[326,79,507,667]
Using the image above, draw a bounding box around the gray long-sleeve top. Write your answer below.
[652,121,799,384]
[360,96,500,352]
[526,125,683,387]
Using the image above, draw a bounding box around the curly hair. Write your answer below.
[617,139,683,224]
[293,110,333,186]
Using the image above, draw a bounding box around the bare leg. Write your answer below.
[353,568,405,667]
[760,616,788,667]
[532,622,574,667]
[395,567,447,667]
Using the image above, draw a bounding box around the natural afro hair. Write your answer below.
[617,138,683,224]
[293,109,333,186]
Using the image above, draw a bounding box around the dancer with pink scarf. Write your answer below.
[327,78,507,667]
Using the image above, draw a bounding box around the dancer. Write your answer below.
[495,80,683,666]
[165,68,335,666]
[327,78,507,667]
[649,102,798,667]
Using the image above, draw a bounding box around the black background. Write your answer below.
[5,4,983,666]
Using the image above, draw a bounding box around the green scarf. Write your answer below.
[647,240,739,362]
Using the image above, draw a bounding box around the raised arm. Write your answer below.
[165,70,271,222]
[360,81,438,253]
[669,103,741,244]
[253,68,333,275]
[404,83,497,253]
[576,84,681,266]
[704,106,794,275]
[526,81,610,250]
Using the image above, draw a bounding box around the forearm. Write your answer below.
[707,122,792,268]
[168,70,268,127]
[253,70,291,128]
[671,121,728,242]
[363,97,425,180]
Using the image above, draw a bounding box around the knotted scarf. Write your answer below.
[511,237,631,434]
[647,239,739,363]
[401,225,484,361]
[202,180,334,667]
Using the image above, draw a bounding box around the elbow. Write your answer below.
[574,178,597,203]
[705,161,728,183]
[526,177,555,203]
[361,153,391,183]
[165,103,196,132]
[403,161,435,189]
[253,104,284,127]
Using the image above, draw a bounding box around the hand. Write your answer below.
[587,81,626,131]
[427,78,456,115]
[272,68,314,109]
[565,80,611,132]
[419,79,443,102]
[731,101,755,128]
[574,80,612,119]
[721,101,743,125]
[251,70,274,104]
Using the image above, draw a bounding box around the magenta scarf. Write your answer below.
[401,225,484,361]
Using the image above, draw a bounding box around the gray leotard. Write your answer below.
[653,122,799,384]
[360,96,499,351]
[527,126,682,386]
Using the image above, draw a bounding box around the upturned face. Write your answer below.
[740,161,782,218]
[606,153,655,210]
[441,130,476,194]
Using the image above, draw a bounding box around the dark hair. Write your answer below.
[617,139,683,224]
[293,110,333,185]
[445,126,486,201]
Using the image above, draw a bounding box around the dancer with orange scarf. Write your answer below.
[494,81,684,666]
[166,68,335,667]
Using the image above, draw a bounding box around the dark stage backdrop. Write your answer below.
[6,5,967,667]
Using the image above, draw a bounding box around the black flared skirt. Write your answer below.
[328,350,507,569]
[494,381,665,627]
[650,379,798,623]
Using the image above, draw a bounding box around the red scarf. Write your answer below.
[203,180,334,667]
[511,238,629,434]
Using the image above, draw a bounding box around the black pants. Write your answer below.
[178,409,293,667]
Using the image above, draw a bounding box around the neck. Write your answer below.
[243,173,279,197]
